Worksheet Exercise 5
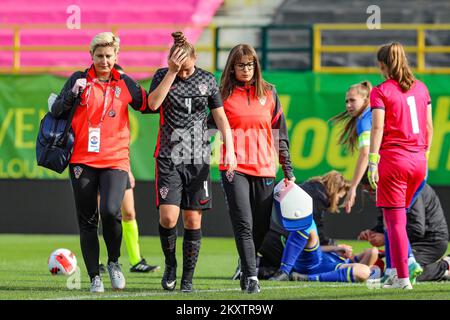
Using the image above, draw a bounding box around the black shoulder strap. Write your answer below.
[58,71,87,146]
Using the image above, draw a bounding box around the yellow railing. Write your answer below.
[2,23,450,75]
[313,23,450,74]
[0,23,217,75]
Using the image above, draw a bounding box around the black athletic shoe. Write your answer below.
[239,273,247,291]
[161,264,177,291]
[99,263,106,274]
[246,279,261,294]
[180,279,193,293]
[269,270,290,281]
[130,258,161,273]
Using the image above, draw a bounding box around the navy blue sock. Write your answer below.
[385,230,413,266]
[384,230,391,269]
[408,243,413,258]
[407,180,425,261]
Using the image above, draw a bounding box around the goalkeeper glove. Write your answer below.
[367,153,380,190]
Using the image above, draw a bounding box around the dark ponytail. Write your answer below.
[377,42,415,92]
[169,31,195,58]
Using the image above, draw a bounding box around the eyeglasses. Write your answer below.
[235,61,255,71]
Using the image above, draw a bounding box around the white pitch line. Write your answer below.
[49,283,357,300]
[47,280,450,300]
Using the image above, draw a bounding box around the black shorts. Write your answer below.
[155,157,212,210]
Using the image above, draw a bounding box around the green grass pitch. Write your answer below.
[1,234,449,300]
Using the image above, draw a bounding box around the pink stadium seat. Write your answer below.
[0,0,223,78]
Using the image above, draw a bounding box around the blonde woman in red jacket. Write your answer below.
[219,44,295,294]
[51,32,150,293]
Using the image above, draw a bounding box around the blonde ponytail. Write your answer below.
[330,81,372,152]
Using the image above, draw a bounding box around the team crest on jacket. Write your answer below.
[115,87,121,98]
[259,96,267,106]
[160,186,169,199]
[73,166,83,179]
[198,84,208,95]
[225,170,235,183]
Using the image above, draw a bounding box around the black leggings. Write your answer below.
[413,240,449,282]
[69,164,127,280]
[221,171,274,278]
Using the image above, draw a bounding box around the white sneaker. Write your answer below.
[90,276,105,293]
[107,261,126,290]
[383,276,413,289]
[231,258,241,280]
[382,269,397,285]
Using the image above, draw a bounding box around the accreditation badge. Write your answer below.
[88,127,101,153]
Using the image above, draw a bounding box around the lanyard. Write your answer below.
[85,79,116,128]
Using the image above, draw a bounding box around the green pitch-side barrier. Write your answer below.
[0,72,448,185]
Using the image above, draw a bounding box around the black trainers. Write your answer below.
[180,279,193,293]
[130,258,161,273]
[246,278,261,294]
[239,273,247,291]
[161,264,177,291]
[269,270,290,281]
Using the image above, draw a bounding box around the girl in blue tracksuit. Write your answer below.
[330,81,372,214]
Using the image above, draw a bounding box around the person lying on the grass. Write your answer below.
[232,170,347,280]
[257,171,376,280]
[263,171,378,283]
[267,217,378,283]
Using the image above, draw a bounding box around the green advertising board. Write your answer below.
[0,72,449,184]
